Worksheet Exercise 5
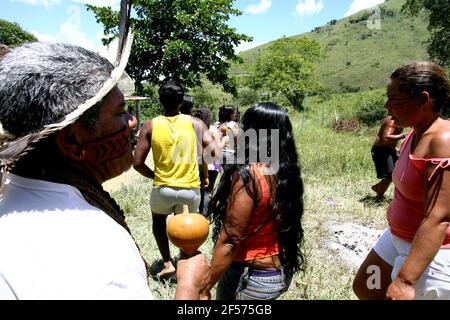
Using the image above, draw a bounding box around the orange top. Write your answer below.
[234,165,280,262]
[387,130,450,247]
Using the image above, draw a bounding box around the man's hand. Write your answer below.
[386,277,415,300]
[202,177,209,189]
[175,253,211,300]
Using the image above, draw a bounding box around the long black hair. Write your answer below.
[207,102,305,274]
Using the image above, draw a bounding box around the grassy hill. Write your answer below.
[232,0,429,93]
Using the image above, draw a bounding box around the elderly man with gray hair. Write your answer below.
[0,41,210,300]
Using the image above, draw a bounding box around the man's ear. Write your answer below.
[55,124,85,161]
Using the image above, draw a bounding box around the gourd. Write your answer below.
[167,205,209,255]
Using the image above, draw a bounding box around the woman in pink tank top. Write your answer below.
[353,61,450,300]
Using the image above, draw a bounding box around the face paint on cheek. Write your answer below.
[82,126,132,167]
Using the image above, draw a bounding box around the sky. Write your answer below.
[1,0,385,59]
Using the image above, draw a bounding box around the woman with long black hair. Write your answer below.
[204,102,305,300]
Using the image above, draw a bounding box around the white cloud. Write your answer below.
[345,0,385,17]
[294,0,324,17]
[245,0,272,15]
[234,40,266,54]
[70,0,120,8]
[31,30,57,42]
[96,31,118,63]
[32,5,111,60]
[9,0,61,8]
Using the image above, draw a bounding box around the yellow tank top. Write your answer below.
[151,114,200,188]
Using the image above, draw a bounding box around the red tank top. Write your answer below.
[234,165,280,261]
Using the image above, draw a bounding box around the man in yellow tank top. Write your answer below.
[133,79,219,278]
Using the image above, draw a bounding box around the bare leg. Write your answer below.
[353,249,393,299]
[152,213,175,277]
[371,178,392,198]
[377,178,392,198]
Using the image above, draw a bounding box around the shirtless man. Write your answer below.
[371,115,406,198]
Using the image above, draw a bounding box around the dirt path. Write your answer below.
[102,156,154,193]
[327,222,383,270]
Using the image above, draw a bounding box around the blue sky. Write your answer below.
[1,0,385,58]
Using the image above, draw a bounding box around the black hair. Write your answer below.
[218,105,236,123]
[194,105,213,127]
[179,95,194,115]
[158,79,184,111]
[207,102,305,274]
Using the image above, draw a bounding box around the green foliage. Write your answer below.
[246,36,323,111]
[339,81,360,93]
[355,95,387,126]
[402,0,450,66]
[233,0,430,93]
[0,19,37,47]
[87,0,251,95]
[233,87,260,108]
[302,88,386,129]
[128,83,163,121]
[192,86,221,109]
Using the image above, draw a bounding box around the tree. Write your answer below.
[246,37,323,111]
[402,0,450,66]
[87,0,251,95]
[0,19,37,47]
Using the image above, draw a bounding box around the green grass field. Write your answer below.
[112,98,392,300]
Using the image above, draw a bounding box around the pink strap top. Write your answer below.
[387,130,450,247]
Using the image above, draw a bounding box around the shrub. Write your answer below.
[355,95,387,126]
[331,118,360,133]
[381,8,397,17]
[339,81,360,93]
[132,84,163,121]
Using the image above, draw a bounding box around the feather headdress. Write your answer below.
[0,0,133,167]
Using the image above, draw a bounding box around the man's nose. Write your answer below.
[128,114,138,130]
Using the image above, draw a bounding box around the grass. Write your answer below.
[112,99,392,300]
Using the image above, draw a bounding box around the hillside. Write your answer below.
[232,0,429,93]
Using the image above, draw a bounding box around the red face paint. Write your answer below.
[82,126,132,167]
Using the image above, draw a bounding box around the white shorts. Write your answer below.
[150,186,200,215]
[374,229,450,300]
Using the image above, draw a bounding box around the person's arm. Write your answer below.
[379,117,403,143]
[386,133,450,300]
[385,127,406,143]
[192,117,220,165]
[133,120,155,179]
[175,253,211,300]
[201,158,209,189]
[204,173,255,293]
[210,127,224,152]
